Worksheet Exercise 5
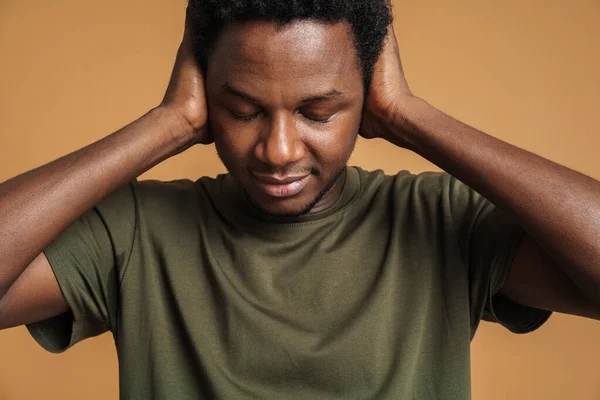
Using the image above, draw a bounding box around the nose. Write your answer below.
[254,112,306,168]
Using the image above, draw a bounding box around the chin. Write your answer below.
[244,189,317,218]
[236,166,347,218]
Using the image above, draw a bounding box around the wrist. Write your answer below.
[153,105,200,150]
[389,94,419,130]
[391,96,441,151]
[371,94,423,150]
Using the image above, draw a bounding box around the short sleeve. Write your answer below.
[447,176,552,338]
[26,182,137,353]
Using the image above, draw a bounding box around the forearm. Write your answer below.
[0,106,193,298]
[395,96,600,305]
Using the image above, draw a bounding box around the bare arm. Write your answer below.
[0,108,191,321]
[361,27,600,320]
[397,97,600,319]
[0,10,209,328]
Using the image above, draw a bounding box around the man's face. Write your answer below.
[206,20,364,217]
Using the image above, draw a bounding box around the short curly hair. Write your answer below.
[187,0,393,92]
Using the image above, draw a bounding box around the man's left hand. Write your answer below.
[360,26,415,149]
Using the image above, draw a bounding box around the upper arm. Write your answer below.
[0,182,139,352]
[0,253,69,330]
[500,234,599,320]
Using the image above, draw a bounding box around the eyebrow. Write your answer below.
[220,83,344,105]
[300,90,343,104]
[221,83,261,104]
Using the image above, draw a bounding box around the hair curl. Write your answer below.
[187,0,393,92]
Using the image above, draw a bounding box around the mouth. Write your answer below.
[251,173,311,198]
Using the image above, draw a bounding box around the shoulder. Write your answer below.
[134,178,202,196]
[132,176,221,202]
[120,176,225,218]
[353,166,454,200]
[348,167,464,230]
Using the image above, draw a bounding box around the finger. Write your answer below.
[183,8,193,43]
[385,0,398,43]
[385,24,400,55]
[179,8,196,60]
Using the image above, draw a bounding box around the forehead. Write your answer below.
[206,20,363,100]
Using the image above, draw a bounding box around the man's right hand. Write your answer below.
[0,8,213,330]
[161,9,212,145]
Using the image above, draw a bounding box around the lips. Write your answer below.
[252,173,311,198]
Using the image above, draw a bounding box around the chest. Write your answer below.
[118,225,472,399]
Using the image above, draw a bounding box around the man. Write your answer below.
[0,0,598,398]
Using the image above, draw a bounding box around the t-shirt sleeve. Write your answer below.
[26,182,137,353]
[447,176,552,338]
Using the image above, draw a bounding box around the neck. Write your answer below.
[307,167,347,214]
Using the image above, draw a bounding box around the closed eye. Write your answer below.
[302,113,331,124]
[229,110,330,124]
[228,110,261,121]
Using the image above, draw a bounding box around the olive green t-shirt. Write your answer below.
[27,167,550,399]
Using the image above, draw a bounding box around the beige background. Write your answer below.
[1,0,599,398]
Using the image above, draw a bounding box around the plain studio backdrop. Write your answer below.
[1,0,599,398]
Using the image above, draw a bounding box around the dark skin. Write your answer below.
[0,10,598,340]
[206,21,364,216]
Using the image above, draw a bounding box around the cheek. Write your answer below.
[210,112,258,168]
[207,94,255,167]
[301,110,362,164]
